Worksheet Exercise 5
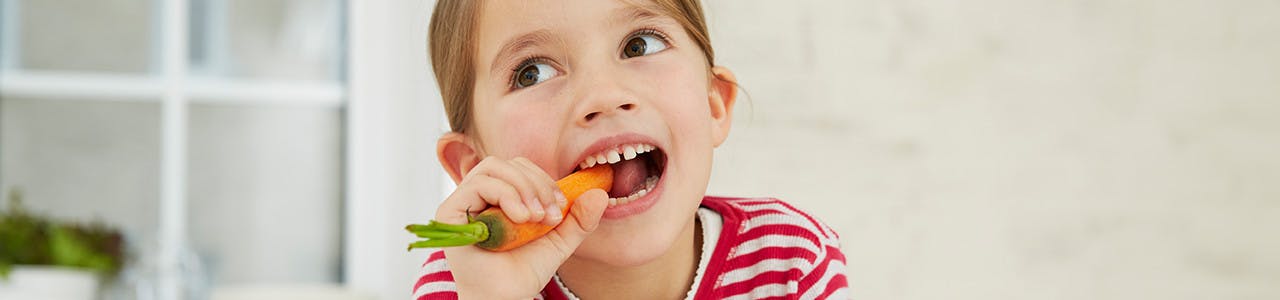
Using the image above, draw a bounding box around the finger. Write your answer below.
[474,159,546,223]
[434,177,494,224]
[474,175,532,224]
[568,189,608,232]
[460,156,502,184]
[441,175,528,224]
[544,189,608,256]
[512,158,563,225]
[505,158,555,225]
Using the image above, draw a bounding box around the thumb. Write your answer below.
[508,189,608,286]
[546,189,608,254]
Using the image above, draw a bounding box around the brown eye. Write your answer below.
[512,62,557,89]
[516,64,539,87]
[621,34,668,58]
[624,37,647,58]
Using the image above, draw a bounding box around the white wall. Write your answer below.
[704,1,1280,299]
[345,0,443,299]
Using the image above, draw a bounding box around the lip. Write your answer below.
[567,133,661,176]
[567,133,667,219]
[601,169,665,219]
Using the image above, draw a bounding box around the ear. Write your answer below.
[708,66,738,147]
[438,132,483,184]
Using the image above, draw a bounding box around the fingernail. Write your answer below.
[530,198,546,217]
[545,202,563,224]
[555,190,567,207]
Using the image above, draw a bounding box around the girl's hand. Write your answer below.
[434,156,609,299]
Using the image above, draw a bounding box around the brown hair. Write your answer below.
[428,0,716,133]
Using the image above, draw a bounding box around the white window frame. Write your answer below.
[1,0,442,298]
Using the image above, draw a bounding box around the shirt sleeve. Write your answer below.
[412,249,460,300]
[797,219,849,299]
[705,198,850,299]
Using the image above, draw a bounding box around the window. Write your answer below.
[1,0,359,298]
[2,1,441,297]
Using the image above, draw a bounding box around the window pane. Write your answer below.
[0,98,160,246]
[187,103,342,285]
[190,0,342,81]
[17,0,154,73]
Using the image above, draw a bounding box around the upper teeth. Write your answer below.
[580,144,656,170]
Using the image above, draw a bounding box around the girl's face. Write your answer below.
[463,0,735,265]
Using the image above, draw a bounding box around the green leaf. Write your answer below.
[0,259,11,280]
[48,226,113,274]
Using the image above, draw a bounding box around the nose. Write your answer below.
[574,77,637,126]
[581,102,635,123]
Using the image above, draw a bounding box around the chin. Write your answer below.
[570,192,702,267]
[574,234,672,267]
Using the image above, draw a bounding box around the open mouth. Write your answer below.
[574,143,667,207]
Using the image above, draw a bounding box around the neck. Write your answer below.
[557,216,703,300]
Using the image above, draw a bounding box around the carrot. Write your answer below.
[405,164,613,251]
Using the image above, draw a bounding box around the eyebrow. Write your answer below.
[486,5,669,77]
[611,4,665,28]
[489,29,556,77]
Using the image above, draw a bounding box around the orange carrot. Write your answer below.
[406,164,613,251]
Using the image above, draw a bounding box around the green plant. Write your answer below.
[0,189,125,280]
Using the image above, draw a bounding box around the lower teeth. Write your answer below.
[608,175,659,206]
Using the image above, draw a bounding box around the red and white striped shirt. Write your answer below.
[413,196,849,299]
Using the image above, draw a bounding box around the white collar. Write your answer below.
[552,207,724,299]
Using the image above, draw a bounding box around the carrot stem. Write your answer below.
[408,238,475,250]
[404,220,489,251]
[409,230,463,240]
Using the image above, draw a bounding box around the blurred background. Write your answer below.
[0,0,1276,299]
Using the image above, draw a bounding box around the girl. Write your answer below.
[414,0,848,299]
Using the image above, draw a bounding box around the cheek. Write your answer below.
[643,65,712,136]
[487,100,562,160]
